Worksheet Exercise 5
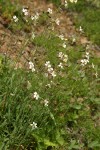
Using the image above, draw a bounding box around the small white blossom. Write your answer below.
[33,92,39,100]
[45,61,56,78]
[46,83,51,88]
[32,33,35,39]
[47,8,52,14]
[58,63,63,69]
[79,26,83,32]
[29,61,35,72]
[55,18,60,25]
[13,15,19,22]
[58,34,64,40]
[22,8,28,16]
[45,61,51,68]
[51,71,56,78]
[44,99,49,106]
[62,42,67,48]
[63,54,68,62]
[70,0,77,3]
[72,37,76,43]
[74,0,78,3]
[65,0,68,7]
[58,52,64,59]
[48,67,53,73]
[30,122,37,130]
[95,72,98,78]
[31,12,39,21]
[81,59,89,66]
[85,52,89,60]
[58,52,68,63]
[80,51,89,66]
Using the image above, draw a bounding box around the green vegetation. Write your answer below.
[68,0,100,46]
[0,0,100,149]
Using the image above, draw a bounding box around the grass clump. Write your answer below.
[67,0,100,46]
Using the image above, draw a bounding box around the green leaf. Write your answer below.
[56,130,65,145]
[44,139,57,147]
[73,104,82,110]
[88,141,100,148]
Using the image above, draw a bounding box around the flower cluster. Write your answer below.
[70,0,78,3]
[81,52,89,66]
[22,8,28,16]
[33,92,39,100]
[30,122,37,130]
[45,61,56,78]
[13,15,19,22]
[31,12,39,21]
[58,62,63,69]
[44,99,49,107]
[58,34,67,41]
[58,52,68,63]
[79,26,83,33]
[64,0,68,7]
[31,32,35,39]
[29,61,35,72]
[47,8,53,14]
[58,34,64,40]
[64,0,77,8]
[62,42,67,48]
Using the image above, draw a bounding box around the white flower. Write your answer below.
[55,18,60,25]
[44,99,49,106]
[32,32,35,39]
[13,15,18,22]
[58,52,64,59]
[47,8,52,14]
[65,0,68,7]
[58,62,63,69]
[74,0,77,3]
[33,92,39,100]
[45,61,56,78]
[31,12,39,21]
[30,122,37,130]
[51,71,56,78]
[70,0,77,3]
[95,72,98,78]
[81,59,89,66]
[29,61,35,72]
[79,26,83,32]
[31,16,34,20]
[62,42,67,48]
[58,34,64,40]
[72,37,76,43]
[85,52,89,60]
[48,67,53,73]
[22,8,28,16]
[63,54,68,62]
[46,83,51,88]
[45,61,51,68]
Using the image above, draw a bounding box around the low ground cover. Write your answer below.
[66,0,100,46]
[0,0,100,149]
